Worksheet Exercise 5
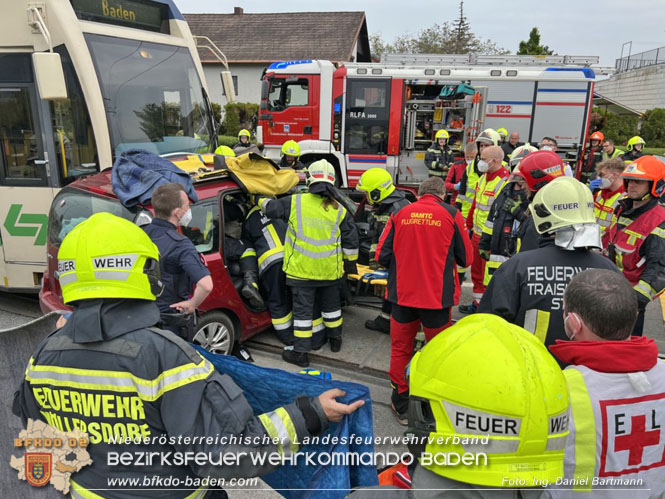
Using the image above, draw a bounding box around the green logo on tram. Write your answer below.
[3,204,48,246]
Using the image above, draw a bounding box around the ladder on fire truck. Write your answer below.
[379,54,615,75]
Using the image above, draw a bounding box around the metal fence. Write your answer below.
[616,46,665,72]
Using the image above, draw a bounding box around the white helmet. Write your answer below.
[307,159,336,186]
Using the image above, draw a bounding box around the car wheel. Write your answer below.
[193,311,236,355]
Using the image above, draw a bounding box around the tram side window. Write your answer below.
[267,78,309,111]
[52,46,98,186]
[0,88,40,181]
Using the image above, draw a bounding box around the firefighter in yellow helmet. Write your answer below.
[257,160,359,367]
[425,129,455,178]
[233,128,252,152]
[13,212,363,497]
[621,135,646,164]
[356,168,410,334]
[214,145,236,157]
[407,314,569,495]
[496,127,508,145]
[279,140,306,170]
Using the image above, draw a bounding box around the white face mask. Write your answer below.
[563,312,581,341]
[179,208,193,227]
[600,176,613,189]
[477,160,490,173]
[466,159,473,166]
[541,145,553,151]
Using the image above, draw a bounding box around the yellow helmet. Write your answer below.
[435,129,450,142]
[57,213,162,304]
[214,145,236,157]
[530,176,596,234]
[357,168,395,204]
[281,140,301,158]
[476,128,500,147]
[238,129,251,140]
[408,314,569,487]
[626,135,645,152]
[497,127,509,140]
[307,159,336,186]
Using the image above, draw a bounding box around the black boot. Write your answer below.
[282,347,309,367]
[329,337,342,353]
[241,272,265,309]
[365,315,390,334]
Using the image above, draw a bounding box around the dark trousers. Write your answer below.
[160,312,196,341]
[291,284,342,352]
[634,303,647,337]
[389,303,452,413]
[260,263,293,345]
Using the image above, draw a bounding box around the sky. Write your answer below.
[175,0,665,68]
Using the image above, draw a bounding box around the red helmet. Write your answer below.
[590,131,605,142]
[512,150,566,192]
[622,155,665,197]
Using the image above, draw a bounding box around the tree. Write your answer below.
[368,0,507,59]
[641,108,665,147]
[517,27,554,55]
[592,107,639,148]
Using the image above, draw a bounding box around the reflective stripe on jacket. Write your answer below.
[458,160,481,219]
[242,206,286,275]
[594,189,625,235]
[472,170,509,236]
[549,363,665,498]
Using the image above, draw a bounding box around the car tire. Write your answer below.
[193,311,236,355]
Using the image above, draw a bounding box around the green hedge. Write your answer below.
[643,147,665,156]
[217,135,237,147]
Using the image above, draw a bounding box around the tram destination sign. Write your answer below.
[70,0,170,34]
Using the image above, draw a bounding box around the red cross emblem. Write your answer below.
[599,393,665,477]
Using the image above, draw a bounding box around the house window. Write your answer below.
[222,75,238,97]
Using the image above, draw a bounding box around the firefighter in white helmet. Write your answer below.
[478,176,619,356]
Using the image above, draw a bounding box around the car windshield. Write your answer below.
[86,34,213,157]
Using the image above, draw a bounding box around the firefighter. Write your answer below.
[241,199,297,346]
[496,127,508,145]
[455,128,501,221]
[356,168,410,334]
[589,157,626,236]
[539,137,574,177]
[445,142,476,205]
[549,269,665,498]
[407,315,569,495]
[622,135,646,164]
[279,140,306,170]
[478,176,618,353]
[143,183,213,340]
[257,160,359,367]
[458,144,509,315]
[477,145,538,287]
[425,129,454,178]
[214,145,236,157]
[513,150,567,253]
[602,155,665,335]
[13,212,364,498]
[579,131,605,184]
[601,138,624,161]
[376,177,473,424]
[233,128,252,152]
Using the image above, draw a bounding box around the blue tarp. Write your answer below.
[195,347,379,498]
[111,149,198,207]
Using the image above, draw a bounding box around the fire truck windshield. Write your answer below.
[86,34,214,156]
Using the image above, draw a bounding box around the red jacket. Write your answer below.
[549,336,658,373]
[376,194,473,309]
[445,160,467,204]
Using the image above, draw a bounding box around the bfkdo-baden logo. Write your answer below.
[11,419,93,494]
[25,453,52,487]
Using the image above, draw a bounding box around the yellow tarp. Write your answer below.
[222,153,299,196]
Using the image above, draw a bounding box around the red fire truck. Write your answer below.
[257,54,601,187]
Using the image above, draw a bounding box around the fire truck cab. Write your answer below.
[258,55,599,187]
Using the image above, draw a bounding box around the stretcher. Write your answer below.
[346,264,388,308]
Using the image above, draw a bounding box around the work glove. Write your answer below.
[502,198,523,216]
[479,248,490,261]
[344,260,358,276]
[454,182,461,191]
[588,178,603,190]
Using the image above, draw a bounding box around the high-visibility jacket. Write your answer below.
[366,189,410,262]
[12,300,327,498]
[470,168,510,236]
[242,206,287,276]
[602,147,624,162]
[594,187,625,235]
[261,193,358,282]
[548,338,665,498]
[456,160,481,219]
[603,198,665,303]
